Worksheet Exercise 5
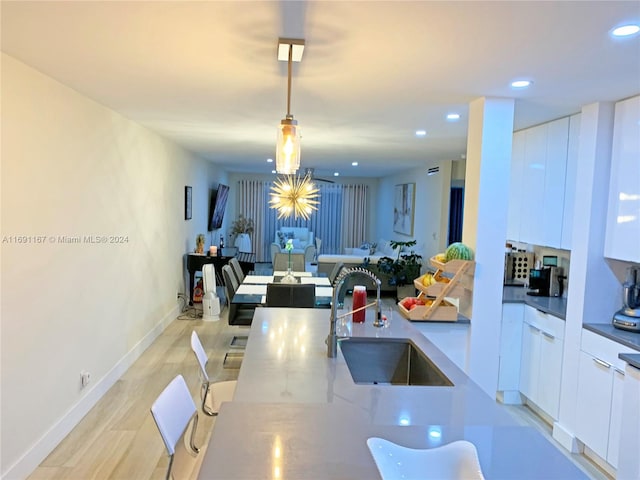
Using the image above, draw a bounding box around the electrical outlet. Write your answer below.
[80,371,91,388]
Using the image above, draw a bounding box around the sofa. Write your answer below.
[317,239,420,293]
[275,227,314,252]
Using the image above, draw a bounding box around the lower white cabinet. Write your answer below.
[574,329,636,468]
[618,362,640,479]
[518,306,565,419]
[498,303,524,400]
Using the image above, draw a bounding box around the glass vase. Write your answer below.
[281,267,297,284]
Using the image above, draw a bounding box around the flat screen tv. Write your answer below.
[208,184,229,231]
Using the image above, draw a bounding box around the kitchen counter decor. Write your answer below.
[399,256,474,321]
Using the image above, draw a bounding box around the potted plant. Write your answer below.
[376,240,423,300]
[231,214,254,253]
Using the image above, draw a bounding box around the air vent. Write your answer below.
[427,167,440,176]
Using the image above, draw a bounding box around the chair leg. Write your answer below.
[165,454,175,480]
[200,381,216,417]
[188,413,200,454]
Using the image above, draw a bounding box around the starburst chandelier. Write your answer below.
[269,174,319,220]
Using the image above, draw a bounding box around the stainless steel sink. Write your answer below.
[338,337,453,386]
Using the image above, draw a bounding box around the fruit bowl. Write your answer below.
[397,296,457,321]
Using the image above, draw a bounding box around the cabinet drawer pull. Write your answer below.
[541,331,555,340]
[614,367,625,376]
[528,324,540,332]
[536,309,548,315]
[593,357,611,369]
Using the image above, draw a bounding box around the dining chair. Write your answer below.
[273,253,305,272]
[222,264,255,326]
[150,374,201,480]
[190,331,237,416]
[228,257,245,284]
[265,283,316,308]
[270,242,281,265]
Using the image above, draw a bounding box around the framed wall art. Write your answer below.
[185,186,192,220]
[393,183,415,236]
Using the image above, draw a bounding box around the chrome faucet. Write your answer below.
[327,267,383,358]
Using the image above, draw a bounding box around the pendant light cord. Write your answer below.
[286,44,292,117]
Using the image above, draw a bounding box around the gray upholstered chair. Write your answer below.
[222,264,255,326]
[228,257,245,284]
[265,283,316,308]
[273,252,305,271]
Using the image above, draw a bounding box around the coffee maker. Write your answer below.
[612,267,640,332]
[527,266,564,297]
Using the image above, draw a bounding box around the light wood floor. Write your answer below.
[28,302,247,480]
[28,292,610,480]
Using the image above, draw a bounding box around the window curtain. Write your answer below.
[237,179,369,261]
[341,184,368,249]
[236,180,272,262]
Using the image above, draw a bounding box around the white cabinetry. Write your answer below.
[605,95,640,263]
[518,306,565,419]
[618,361,640,480]
[507,131,526,242]
[561,114,580,250]
[498,303,524,403]
[574,329,636,468]
[508,117,574,248]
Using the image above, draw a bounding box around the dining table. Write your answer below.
[232,271,333,308]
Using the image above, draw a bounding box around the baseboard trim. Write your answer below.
[2,304,180,480]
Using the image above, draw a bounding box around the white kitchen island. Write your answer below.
[199,308,589,479]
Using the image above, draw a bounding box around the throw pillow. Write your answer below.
[277,231,286,248]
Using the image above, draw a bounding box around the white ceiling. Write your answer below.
[2,1,639,178]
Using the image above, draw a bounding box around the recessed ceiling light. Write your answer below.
[333,172,340,177]
[612,24,640,37]
[415,130,427,137]
[267,158,273,163]
[351,161,358,166]
[271,170,277,174]
[446,113,460,121]
[511,79,532,89]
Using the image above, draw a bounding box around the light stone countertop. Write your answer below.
[199,307,588,479]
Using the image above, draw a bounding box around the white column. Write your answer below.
[463,97,515,396]
[553,102,616,452]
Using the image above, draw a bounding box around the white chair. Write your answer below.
[190,331,237,416]
[150,374,200,480]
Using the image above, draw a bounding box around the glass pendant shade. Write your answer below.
[276,116,300,175]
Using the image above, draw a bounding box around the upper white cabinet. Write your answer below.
[605,95,640,263]
[561,114,580,250]
[508,117,575,249]
[507,131,526,242]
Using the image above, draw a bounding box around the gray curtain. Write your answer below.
[237,180,369,261]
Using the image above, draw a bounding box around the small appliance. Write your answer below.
[612,267,640,332]
[202,264,221,322]
[504,251,534,285]
[527,266,564,297]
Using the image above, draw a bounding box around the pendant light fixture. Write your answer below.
[269,173,319,220]
[276,38,304,175]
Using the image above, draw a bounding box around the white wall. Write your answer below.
[0,54,227,478]
[375,160,452,260]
